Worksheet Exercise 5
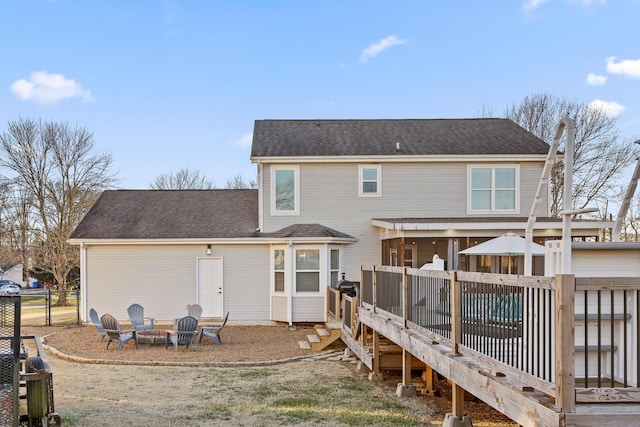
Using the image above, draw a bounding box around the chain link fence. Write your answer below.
[20,290,80,327]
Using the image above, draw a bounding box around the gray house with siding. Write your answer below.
[70,118,609,325]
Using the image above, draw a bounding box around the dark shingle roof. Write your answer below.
[70,189,259,240]
[258,224,355,239]
[251,118,550,158]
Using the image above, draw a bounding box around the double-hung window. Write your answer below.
[469,165,518,213]
[271,165,300,215]
[273,249,285,292]
[295,249,320,293]
[330,249,340,287]
[359,165,381,197]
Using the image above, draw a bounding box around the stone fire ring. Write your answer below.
[136,329,167,345]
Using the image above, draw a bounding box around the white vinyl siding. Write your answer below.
[271,295,288,321]
[261,161,545,279]
[84,244,270,323]
[292,296,325,322]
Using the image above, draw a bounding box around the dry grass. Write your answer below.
[21,325,517,426]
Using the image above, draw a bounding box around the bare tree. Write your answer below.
[224,173,257,189]
[0,118,116,303]
[503,93,637,217]
[150,167,215,189]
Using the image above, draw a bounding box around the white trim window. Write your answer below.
[330,248,341,287]
[295,249,320,293]
[271,165,300,215]
[468,165,519,213]
[358,165,381,197]
[273,249,285,293]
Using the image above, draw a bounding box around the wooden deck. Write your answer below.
[330,267,640,427]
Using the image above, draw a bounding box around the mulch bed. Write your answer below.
[22,323,336,365]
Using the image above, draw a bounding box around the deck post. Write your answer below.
[422,367,436,396]
[450,270,465,418]
[451,271,462,356]
[555,274,576,413]
[396,268,416,396]
[368,329,383,382]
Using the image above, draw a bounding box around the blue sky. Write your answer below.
[1,0,639,189]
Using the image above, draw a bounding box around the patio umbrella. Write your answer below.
[459,232,545,273]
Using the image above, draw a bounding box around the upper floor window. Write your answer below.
[469,165,519,212]
[359,165,381,197]
[271,166,299,215]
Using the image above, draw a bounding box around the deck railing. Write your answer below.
[356,266,640,409]
[573,278,640,402]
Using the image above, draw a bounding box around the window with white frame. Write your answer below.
[295,249,320,292]
[359,165,381,197]
[330,249,340,286]
[273,249,285,292]
[469,165,518,212]
[271,166,300,215]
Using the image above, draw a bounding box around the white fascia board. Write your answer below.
[250,154,548,164]
[68,237,358,246]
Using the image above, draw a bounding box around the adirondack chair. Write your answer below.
[197,312,229,345]
[89,308,107,341]
[173,304,203,329]
[127,303,155,331]
[101,313,138,351]
[187,304,203,320]
[166,315,199,352]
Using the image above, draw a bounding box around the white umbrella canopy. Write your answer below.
[459,232,545,256]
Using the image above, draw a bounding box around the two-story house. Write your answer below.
[69,118,609,325]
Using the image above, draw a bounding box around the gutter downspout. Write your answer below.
[80,243,87,322]
[524,118,566,275]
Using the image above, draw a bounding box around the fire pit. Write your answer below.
[136,329,167,345]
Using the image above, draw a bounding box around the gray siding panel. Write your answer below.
[212,245,270,322]
[271,296,287,321]
[261,162,547,278]
[86,244,271,323]
[292,296,325,322]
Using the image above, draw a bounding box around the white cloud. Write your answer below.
[359,35,407,64]
[606,56,640,79]
[586,73,607,86]
[588,99,625,117]
[524,0,606,12]
[570,0,607,5]
[10,71,94,104]
[523,0,551,12]
[231,132,252,148]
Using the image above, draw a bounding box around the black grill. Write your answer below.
[333,274,358,298]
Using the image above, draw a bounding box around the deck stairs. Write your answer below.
[298,321,342,351]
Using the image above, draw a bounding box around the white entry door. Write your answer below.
[197,257,223,318]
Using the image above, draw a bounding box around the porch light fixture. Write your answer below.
[206,244,212,255]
